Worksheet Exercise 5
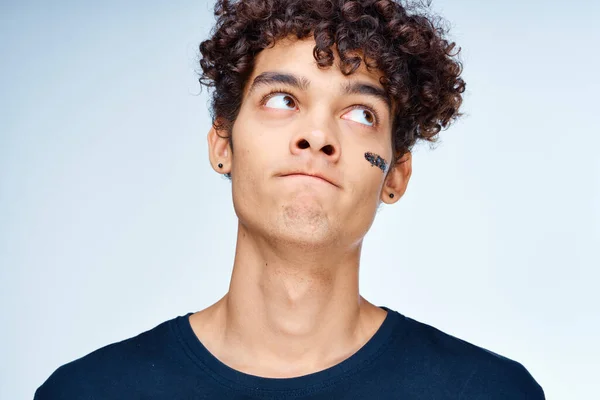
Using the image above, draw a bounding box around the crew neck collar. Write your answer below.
[173,305,403,392]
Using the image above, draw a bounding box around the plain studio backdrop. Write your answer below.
[1,0,598,398]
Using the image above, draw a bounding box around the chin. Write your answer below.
[275,207,336,248]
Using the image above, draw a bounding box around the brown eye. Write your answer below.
[283,95,295,108]
[264,93,297,110]
[342,108,376,126]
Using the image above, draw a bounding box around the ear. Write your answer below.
[380,152,412,204]
[207,121,232,175]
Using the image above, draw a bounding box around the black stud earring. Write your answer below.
[389,193,394,198]
[218,163,223,168]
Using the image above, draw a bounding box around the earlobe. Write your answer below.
[381,152,412,204]
[207,123,232,174]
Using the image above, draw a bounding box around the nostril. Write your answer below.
[322,144,334,156]
[297,139,310,149]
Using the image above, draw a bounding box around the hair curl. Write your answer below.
[198,0,465,164]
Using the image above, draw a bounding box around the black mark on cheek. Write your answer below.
[364,152,388,173]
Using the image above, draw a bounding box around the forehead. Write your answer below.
[247,37,386,91]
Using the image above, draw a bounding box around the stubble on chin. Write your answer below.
[276,201,333,246]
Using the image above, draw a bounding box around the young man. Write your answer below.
[35,0,544,398]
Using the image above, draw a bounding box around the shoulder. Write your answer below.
[398,313,545,399]
[34,316,179,400]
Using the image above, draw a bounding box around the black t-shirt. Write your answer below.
[34,306,544,399]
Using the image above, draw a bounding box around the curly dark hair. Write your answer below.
[198,0,465,165]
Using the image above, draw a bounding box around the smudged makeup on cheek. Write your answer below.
[364,152,388,173]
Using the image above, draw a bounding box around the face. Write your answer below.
[211,37,410,249]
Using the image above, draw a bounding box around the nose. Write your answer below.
[290,129,341,162]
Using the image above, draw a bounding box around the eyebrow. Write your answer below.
[341,81,391,110]
[248,72,310,94]
[247,71,392,112]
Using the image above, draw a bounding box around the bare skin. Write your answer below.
[191,36,412,379]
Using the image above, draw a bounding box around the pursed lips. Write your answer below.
[280,173,338,187]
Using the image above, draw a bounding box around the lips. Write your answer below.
[279,172,338,187]
[285,174,331,184]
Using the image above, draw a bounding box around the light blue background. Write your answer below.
[1,1,598,398]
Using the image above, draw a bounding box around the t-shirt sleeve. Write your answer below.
[33,360,108,400]
[457,360,545,400]
[33,365,81,400]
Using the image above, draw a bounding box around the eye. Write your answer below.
[264,93,297,110]
[342,108,376,127]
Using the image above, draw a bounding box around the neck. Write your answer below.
[195,221,386,378]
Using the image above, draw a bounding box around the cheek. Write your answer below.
[339,145,389,209]
[229,123,284,208]
[339,128,392,170]
[333,175,383,242]
[363,152,389,173]
[231,121,265,171]
[342,162,385,208]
